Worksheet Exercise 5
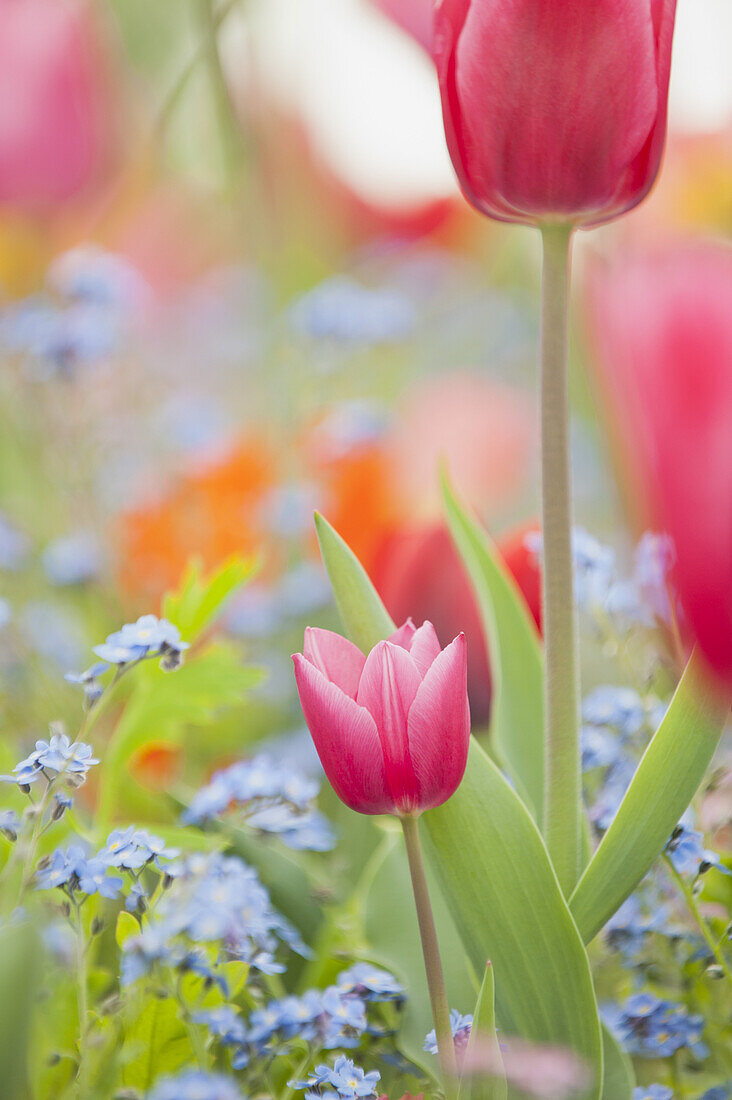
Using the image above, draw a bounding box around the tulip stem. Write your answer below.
[401,815,458,1098]
[539,223,581,897]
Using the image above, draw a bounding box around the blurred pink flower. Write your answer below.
[392,374,535,519]
[462,1035,590,1100]
[0,0,108,209]
[588,243,732,686]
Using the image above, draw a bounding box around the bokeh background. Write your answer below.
[0,0,730,788]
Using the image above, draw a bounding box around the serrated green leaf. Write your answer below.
[423,743,602,1099]
[314,513,395,654]
[96,643,262,829]
[163,555,256,640]
[443,478,544,821]
[570,649,728,944]
[600,1024,634,1100]
[461,962,506,1100]
[122,995,190,1090]
[314,514,603,1100]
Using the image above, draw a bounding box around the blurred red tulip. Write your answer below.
[434,0,677,227]
[373,521,541,726]
[499,522,543,633]
[588,243,732,686]
[372,0,433,52]
[0,0,109,209]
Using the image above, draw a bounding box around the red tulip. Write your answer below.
[433,0,677,227]
[0,0,108,209]
[293,621,470,816]
[372,0,433,52]
[372,521,541,725]
[588,243,732,685]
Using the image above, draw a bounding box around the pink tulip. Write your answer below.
[293,620,470,816]
[433,0,677,227]
[588,243,732,685]
[0,0,107,209]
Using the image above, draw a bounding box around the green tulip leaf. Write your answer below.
[315,512,396,654]
[570,649,728,943]
[314,513,603,1099]
[442,477,545,822]
[423,743,602,1099]
[460,962,507,1100]
[0,918,41,1100]
[600,1024,634,1100]
[364,831,477,1076]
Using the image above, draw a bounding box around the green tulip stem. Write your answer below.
[539,223,581,896]
[401,815,458,1098]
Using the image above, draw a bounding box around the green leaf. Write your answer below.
[600,1024,634,1100]
[314,513,603,1099]
[122,995,190,1090]
[363,831,477,1076]
[461,962,507,1100]
[0,919,41,1100]
[423,743,603,1100]
[163,555,256,640]
[96,643,263,829]
[314,512,396,653]
[569,649,728,943]
[442,478,545,821]
[115,911,139,950]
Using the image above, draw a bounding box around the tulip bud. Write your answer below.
[293,621,470,816]
[434,0,677,227]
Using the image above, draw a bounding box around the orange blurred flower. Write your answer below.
[129,741,183,790]
[116,441,275,602]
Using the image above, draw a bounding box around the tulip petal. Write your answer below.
[407,633,470,811]
[293,654,393,814]
[357,641,423,810]
[606,0,677,224]
[302,626,365,699]
[388,618,416,649]
[407,620,442,677]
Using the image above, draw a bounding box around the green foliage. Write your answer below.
[600,1025,634,1100]
[121,994,192,1091]
[423,743,603,1100]
[442,477,545,821]
[0,918,41,1100]
[96,559,263,828]
[461,963,507,1100]
[363,832,477,1076]
[314,513,604,1100]
[163,556,257,640]
[314,513,396,653]
[569,649,728,944]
